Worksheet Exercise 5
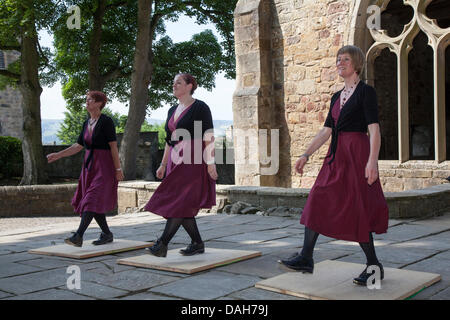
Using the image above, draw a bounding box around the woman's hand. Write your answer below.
[46,153,61,163]
[156,165,166,179]
[365,159,379,185]
[295,155,308,175]
[116,170,124,181]
[207,164,218,180]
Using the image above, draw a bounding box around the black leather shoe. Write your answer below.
[353,263,384,286]
[92,232,113,245]
[279,254,314,273]
[147,239,167,257]
[65,232,83,247]
[179,242,205,256]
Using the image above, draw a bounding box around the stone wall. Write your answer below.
[0,51,22,139]
[232,0,450,191]
[42,132,159,180]
[117,181,450,219]
[0,184,80,217]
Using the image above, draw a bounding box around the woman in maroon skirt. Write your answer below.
[279,45,389,286]
[47,91,124,247]
[145,73,218,257]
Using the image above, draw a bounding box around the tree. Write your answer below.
[121,0,237,179]
[0,0,56,184]
[51,0,237,179]
[56,107,122,145]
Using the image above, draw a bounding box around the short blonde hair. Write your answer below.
[337,45,365,75]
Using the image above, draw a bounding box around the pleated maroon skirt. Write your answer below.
[300,131,389,243]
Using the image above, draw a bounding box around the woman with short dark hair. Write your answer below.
[47,91,124,247]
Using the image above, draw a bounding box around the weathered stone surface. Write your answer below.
[149,271,261,300]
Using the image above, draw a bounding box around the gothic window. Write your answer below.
[366,0,450,162]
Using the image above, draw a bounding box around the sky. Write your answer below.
[39,14,235,121]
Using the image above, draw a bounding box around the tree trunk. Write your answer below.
[89,0,107,91]
[119,0,153,180]
[19,22,48,185]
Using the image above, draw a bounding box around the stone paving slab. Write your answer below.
[374,223,450,242]
[392,231,450,251]
[214,230,292,244]
[0,262,42,278]
[57,281,129,299]
[82,268,181,294]
[149,270,261,300]
[336,244,440,266]
[4,288,92,300]
[0,268,71,295]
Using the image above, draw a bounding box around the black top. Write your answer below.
[164,99,214,146]
[77,114,117,169]
[323,81,379,164]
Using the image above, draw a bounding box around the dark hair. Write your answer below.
[87,91,108,110]
[177,73,198,95]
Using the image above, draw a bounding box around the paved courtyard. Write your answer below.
[0,211,449,300]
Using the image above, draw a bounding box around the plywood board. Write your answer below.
[117,248,262,274]
[255,260,441,300]
[28,239,153,259]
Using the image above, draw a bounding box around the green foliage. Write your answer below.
[56,106,122,145]
[51,0,237,112]
[0,136,23,178]
[0,0,59,88]
[51,0,138,110]
[141,122,166,150]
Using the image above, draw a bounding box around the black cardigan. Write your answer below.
[164,99,214,146]
[323,81,379,164]
[77,114,117,169]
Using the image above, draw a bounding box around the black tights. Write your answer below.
[160,218,202,246]
[300,227,379,265]
[76,211,111,237]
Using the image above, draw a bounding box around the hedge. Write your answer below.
[0,136,23,178]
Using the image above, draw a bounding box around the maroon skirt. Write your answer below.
[72,130,118,215]
[300,132,389,243]
[144,140,216,218]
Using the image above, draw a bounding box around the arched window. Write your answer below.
[365,0,450,162]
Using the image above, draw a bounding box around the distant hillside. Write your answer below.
[42,119,63,145]
[41,119,233,145]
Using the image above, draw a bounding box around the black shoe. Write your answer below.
[64,232,83,247]
[179,242,205,256]
[147,239,167,257]
[279,254,314,273]
[353,263,384,286]
[92,232,113,245]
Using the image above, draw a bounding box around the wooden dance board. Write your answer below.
[117,248,262,274]
[255,260,441,300]
[28,239,153,259]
